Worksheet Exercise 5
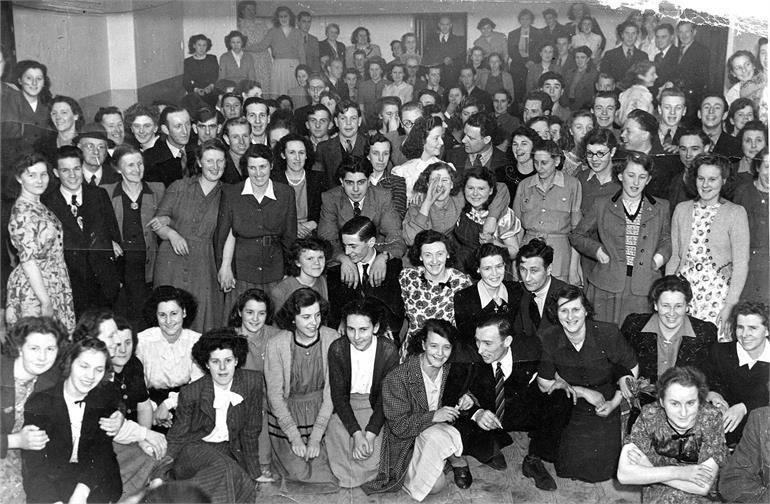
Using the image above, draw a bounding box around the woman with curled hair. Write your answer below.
[392,116,445,201]
[564,46,599,112]
[725,50,766,108]
[34,95,84,162]
[265,287,338,489]
[616,60,657,126]
[561,110,596,176]
[1,60,52,161]
[270,237,330,311]
[733,147,768,302]
[725,97,756,137]
[525,42,558,94]
[346,27,381,68]
[667,153,750,337]
[732,120,767,187]
[150,139,226,332]
[166,329,262,502]
[252,7,306,98]
[0,316,67,503]
[184,34,219,107]
[124,103,160,152]
[219,30,257,84]
[618,366,728,503]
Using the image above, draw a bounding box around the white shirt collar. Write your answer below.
[166,139,183,158]
[60,185,83,203]
[241,179,276,203]
[83,167,103,185]
[736,341,770,369]
[477,282,508,308]
[348,196,366,209]
[491,347,513,381]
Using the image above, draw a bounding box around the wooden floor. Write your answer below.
[256,432,642,504]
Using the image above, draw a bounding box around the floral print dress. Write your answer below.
[5,198,75,333]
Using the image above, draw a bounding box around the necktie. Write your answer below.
[89,174,97,186]
[626,48,632,62]
[442,35,447,44]
[361,263,369,288]
[678,46,686,64]
[472,154,483,169]
[494,362,505,423]
[663,129,673,146]
[520,33,529,58]
[353,201,361,216]
[529,292,541,328]
[179,149,188,175]
[654,52,663,67]
[304,34,308,44]
[345,139,353,153]
[70,195,83,230]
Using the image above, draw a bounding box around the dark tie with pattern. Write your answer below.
[529,292,541,328]
[353,201,361,216]
[345,139,353,153]
[70,195,83,230]
[89,174,97,186]
[495,362,505,422]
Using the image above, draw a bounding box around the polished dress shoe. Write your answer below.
[452,465,473,489]
[522,455,557,491]
[485,453,508,470]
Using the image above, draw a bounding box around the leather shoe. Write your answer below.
[452,465,473,489]
[485,453,508,470]
[522,455,557,491]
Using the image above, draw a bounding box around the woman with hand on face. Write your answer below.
[326,300,399,488]
[5,153,75,333]
[618,366,728,503]
[725,50,766,108]
[392,116,445,202]
[184,34,219,108]
[150,139,226,332]
[22,338,123,504]
[0,316,67,504]
[270,237,330,311]
[616,61,657,127]
[264,288,339,491]
[537,285,638,483]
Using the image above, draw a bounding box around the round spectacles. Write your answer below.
[585,150,610,159]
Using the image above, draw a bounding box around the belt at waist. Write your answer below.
[236,235,281,245]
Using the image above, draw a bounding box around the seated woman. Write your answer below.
[0,316,67,504]
[618,366,728,503]
[270,237,330,311]
[537,285,638,483]
[362,319,465,501]
[167,329,262,502]
[326,300,400,488]
[137,286,204,432]
[22,338,122,504]
[705,301,769,447]
[264,288,338,491]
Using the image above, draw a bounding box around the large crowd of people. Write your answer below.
[0,2,768,503]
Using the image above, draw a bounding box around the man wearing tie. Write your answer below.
[314,100,368,187]
[297,11,320,73]
[77,125,121,187]
[143,105,194,187]
[676,21,711,123]
[600,21,649,84]
[422,15,466,88]
[507,9,542,106]
[652,23,679,96]
[325,216,405,338]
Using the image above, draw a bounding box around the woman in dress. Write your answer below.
[137,286,204,432]
[270,237,330,311]
[0,316,67,504]
[326,300,399,488]
[392,116,444,201]
[184,34,219,107]
[219,30,257,84]
[252,7,306,99]
[733,147,768,302]
[561,110,596,176]
[525,42,557,94]
[473,18,507,62]
[319,23,346,71]
[1,60,52,162]
[705,301,769,446]
[478,53,514,99]
[34,95,83,163]
[264,287,339,490]
[124,103,160,152]
[22,338,123,503]
[399,230,472,359]
[618,366,728,503]
[362,319,465,500]
[345,27,381,69]
[570,151,671,324]
[215,143,297,308]
[382,62,413,108]
[151,139,226,332]
[617,61,657,126]
[537,284,638,482]
[667,153,750,337]
[167,329,263,502]
[5,153,75,333]
[104,144,165,331]
[571,16,603,62]
[725,50,766,108]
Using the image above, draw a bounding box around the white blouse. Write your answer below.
[136,327,204,390]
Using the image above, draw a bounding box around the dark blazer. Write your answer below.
[564,66,600,110]
[601,45,649,83]
[272,168,327,224]
[143,139,195,188]
[467,86,493,115]
[22,382,122,503]
[327,336,399,437]
[42,184,122,312]
[317,185,406,260]
[453,280,523,348]
[84,164,122,186]
[319,39,346,68]
[621,313,717,381]
[712,132,742,158]
[507,27,543,68]
[514,277,570,340]
[326,258,405,334]
[303,32,321,72]
[444,145,509,181]
[676,41,711,98]
[653,45,680,89]
[326,78,350,103]
[314,133,368,187]
[167,369,263,480]
[222,152,246,185]
[570,191,671,296]
[541,23,569,45]
[422,33,466,67]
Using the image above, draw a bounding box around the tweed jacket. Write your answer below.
[167,368,262,480]
[361,354,452,495]
[667,199,750,305]
[570,191,671,295]
[621,313,717,381]
[264,327,338,445]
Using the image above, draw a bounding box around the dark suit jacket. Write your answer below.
[326,78,350,103]
[601,45,649,83]
[167,369,262,480]
[319,39,346,68]
[22,382,122,503]
[621,313,717,381]
[676,41,711,97]
[423,33,466,67]
[314,133,368,187]
[327,336,399,436]
[564,66,599,110]
[541,23,569,45]
[42,184,122,308]
[467,85,493,114]
[444,145,510,181]
[507,27,543,68]
[653,45,680,89]
[326,257,404,334]
[514,277,570,340]
[712,132,742,158]
[222,152,246,185]
[303,32,321,72]
[453,280,523,347]
[317,185,406,260]
[272,168,327,224]
[143,139,195,187]
[83,164,121,186]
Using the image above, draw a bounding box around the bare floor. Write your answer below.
[256,432,642,504]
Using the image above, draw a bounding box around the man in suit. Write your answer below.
[305,103,332,151]
[192,107,222,146]
[513,238,569,340]
[314,99,368,187]
[699,94,742,158]
[507,9,542,106]
[539,72,571,121]
[676,21,711,123]
[318,156,406,270]
[243,97,269,146]
[294,73,327,136]
[652,23,680,94]
[42,146,121,317]
[77,125,121,187]
[221,117,250,184]
[601,21,649,84]
[657,87,689,154]
[667,129,709,211]
[143,105,194,187]
[459,66,493,113]
[297,11,320,73]
[446,112,509,181]
[326,216,405,337]
[422,15,466,87]
[552,35,576,77]
[95,106,125,155]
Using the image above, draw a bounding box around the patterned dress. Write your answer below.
[679,203,729,329]
[239,17,273,92]
[0,376,37,504]
[626,403,728,504]
[5,198,75,333]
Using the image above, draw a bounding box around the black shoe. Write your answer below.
[485,453,508,470]
[452,465,473,489]
[522,455,557,491]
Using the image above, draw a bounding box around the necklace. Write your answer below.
[286,170,306,186]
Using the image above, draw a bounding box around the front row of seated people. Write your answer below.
[2,243,769,503]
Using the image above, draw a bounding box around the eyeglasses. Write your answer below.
[402,120,415,129]
[80,143,107,152]
[585,150,610,159]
